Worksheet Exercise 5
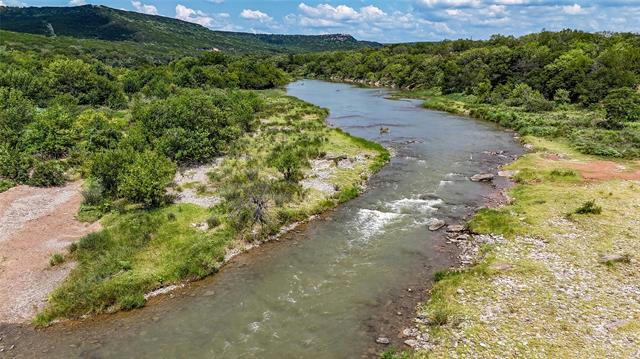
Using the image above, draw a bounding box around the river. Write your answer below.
[3,80,522,358]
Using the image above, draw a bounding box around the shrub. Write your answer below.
[508,83,553,112]
[89,148,136,194]
[118,293,146,311]
[0,87,35,147]
[82,180,105,205]
[78,231,112,252]
[603,87,640,124]
[0,179,15,193]
[117,150,176,208]
[21,105,77,160]
[28,161,66,187]
[49,253,65,266]
[0,146,33,182]
[553,89,571,104]
[574,200,602,215]
[268,146,308,183]
[206,215,220,229]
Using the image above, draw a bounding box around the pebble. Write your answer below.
[376,337,390,345]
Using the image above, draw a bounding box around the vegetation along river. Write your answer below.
[4,80,522,358]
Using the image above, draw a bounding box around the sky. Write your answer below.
[2,0,639,43]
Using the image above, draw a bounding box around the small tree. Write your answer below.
[117,150,176,207]
[603,87,640,123]
[267,145,309,183]
[553,89,571,104]
[222,169,275,235]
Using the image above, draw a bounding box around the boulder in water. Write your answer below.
[470,173,494,182]
[446,224,465,232]
[428,219,446,231]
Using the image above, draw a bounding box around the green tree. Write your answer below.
[117,150,176,207]
[600,87,640,129]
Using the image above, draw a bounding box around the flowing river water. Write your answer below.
[2,80,522,358]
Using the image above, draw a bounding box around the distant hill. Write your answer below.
[0,5,380,55]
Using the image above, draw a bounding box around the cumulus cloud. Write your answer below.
[175,4,214,27]
[240,9,273,22]
[562,3,584,15]
[298,3,361,21]
[68,0,86,5]
[297,3,389,22]
[131,1,158,15]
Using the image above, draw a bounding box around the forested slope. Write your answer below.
[0,4,380,60]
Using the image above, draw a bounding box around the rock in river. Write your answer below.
[376,337,390,345]
[470,173,494,182]
[428,219,446,231]
[446,224,465,232]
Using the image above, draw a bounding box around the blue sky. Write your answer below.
[3,0,640,42]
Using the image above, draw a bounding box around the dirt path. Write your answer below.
[0,182,100,323]
[566,160,640,180]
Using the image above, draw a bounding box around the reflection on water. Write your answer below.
[8,80,521,359]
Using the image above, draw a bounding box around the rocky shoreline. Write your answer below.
[366,142,523,357]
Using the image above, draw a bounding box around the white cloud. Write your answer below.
[446,8,469,16]
[417,0,482,8]
[298,3,360,21]
[207,0,224,3]
[562,3,584,15]
[68,0,86,5]
[240,9,273,22]
[360,5,386,20]
[494,0,529,4]
[175,4,214,27]
[131,1,157,15]
[298,3,388,22]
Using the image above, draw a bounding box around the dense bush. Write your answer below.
[268,144,309,183]
[21,105,77,159]
[27,160,66,187]
[88,148,135,195]
[602,87,640,129]
[133,89,261,164]
[117,150,176,208]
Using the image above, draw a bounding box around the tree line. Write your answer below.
[281,30,640,111]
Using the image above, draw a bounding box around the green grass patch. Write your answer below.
[0,179,16,193]
[468,208,521,237]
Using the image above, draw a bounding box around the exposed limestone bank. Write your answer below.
[405,137,640,358]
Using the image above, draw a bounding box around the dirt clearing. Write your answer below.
[0,182,100,323]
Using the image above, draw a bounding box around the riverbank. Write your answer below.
[405,136,640,357]
[372,90,640,357]
[31,90,389,326]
